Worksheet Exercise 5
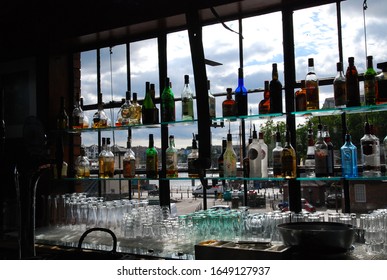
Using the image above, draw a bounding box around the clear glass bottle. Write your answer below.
[305,58,320,110]
[364,55,377,106]
[104,137,115,178]
[80,98,89,128]
[243,134,253,178]
[314,122,328,177]
[341,132,358,178]
[117,97,131,126]
[57,96,69,130]
[72,97,84,129]
[259,131,268,177]
[129,92,142,125]
[269,63,283,114]
[75,145,90,178]
[188,134,199,178]
[181,75,194,121]
[123,137,136,178]
[272,125,283,178]
[361,120,381,177]
[333,61,347,108]
[98,137,107,178]
[93,93,110,128]
[222,88,236,118]
[166,135,178,178]
[259,80,270,114]
[248,126,262,178]
[304,123,315,177]
[234,68,248,116]
[376,62,387,104]
[208,80,216,119]
[295,80,306,112]
[218,138,227,179]
[384,135,387,174]
[146,134,158,179]
[142,82,157,125]
[224,130,237,177]
[323,125,335,177]
[345,57,361,107]
[281,128,296,178]
[161,77,175,122]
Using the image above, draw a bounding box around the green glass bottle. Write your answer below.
[364,55,377,106]
[161,77,175,122]
[142,82,157,124]
[146,134,158,179]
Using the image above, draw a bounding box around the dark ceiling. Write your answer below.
[0,0,340,61]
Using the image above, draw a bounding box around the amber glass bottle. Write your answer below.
[259,80,270,114]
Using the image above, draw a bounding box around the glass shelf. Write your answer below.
[292,104,387,117]
[211,113,283,123]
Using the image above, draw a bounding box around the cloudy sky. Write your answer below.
[79,0,387,149]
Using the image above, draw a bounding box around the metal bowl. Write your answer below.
[277,222,355,252]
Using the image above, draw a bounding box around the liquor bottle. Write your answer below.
[340,132,358,178]
[75,145,90,178]
[218,138,227,179]
[248,125,262,178]
[345,57,361,107]
[93,93,110,128]
[166,135,178,178]
[57,96,69,130]
[181,75,194,121]
[370,124,381,176]
[259,132,268,177]
[384,135,387,174]
[305,58,319,110]
[117,97,131,126]
[333,62,347,108]
[360,119,381,177]
[258,80,270,114]
[269,63,283,114]
[161,77,175,122]
[281,128,296,178]
[72,97,84,129]
[234,68,248,116]
[80,98,89,128]
[314,122,328,177]
[222,88,237,117]
[208,80,216,119]
[104,137,115,178]
[376,62,387,104]
[243,134,253,178]
[304,123,315,177]
[123,137,136,178]
[187,134,199,178]
[295,80,306,112]
[150,83,160,123]
[223,130,237,177]
[142,82,157,125]
[272,125,283,178]
[98,137,107,178]
[364,55,377,106]
[146,134,158,179]
[129,92,142,125]
[323,125,335,176]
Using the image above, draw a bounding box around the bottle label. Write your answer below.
[248,148,259,160]
[123,159,135,178]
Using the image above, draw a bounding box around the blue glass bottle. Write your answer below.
[235,68,248,116]
[340,132,358,178]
